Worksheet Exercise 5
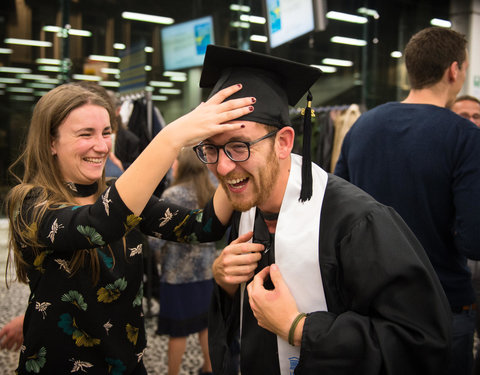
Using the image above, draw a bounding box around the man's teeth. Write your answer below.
[227,177,246,185]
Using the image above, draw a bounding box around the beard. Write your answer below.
[219,151,280,212]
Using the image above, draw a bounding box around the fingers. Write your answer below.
[207,83,243,104]
[269,263,284,289]
[232,231,254,244]
[248,266,271,291]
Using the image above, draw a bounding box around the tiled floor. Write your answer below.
[0,219,205,375]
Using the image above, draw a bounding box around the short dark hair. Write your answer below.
[454,95,480,106]
[404,27,467,89]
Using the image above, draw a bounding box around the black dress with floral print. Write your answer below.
[14,183,227,375]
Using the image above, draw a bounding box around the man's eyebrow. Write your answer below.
[204,136,249,144]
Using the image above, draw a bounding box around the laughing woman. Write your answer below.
[4,83,254,374]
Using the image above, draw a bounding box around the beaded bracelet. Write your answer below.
[288,312,306,346]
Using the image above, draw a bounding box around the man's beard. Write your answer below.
[220,152,280,212]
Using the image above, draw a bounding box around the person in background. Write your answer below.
[3,82,253,374]
[450,94,480,374]
[334,27,480,375]
[149,148,217,375]
[450,95,480,127]
[198,44,451,375]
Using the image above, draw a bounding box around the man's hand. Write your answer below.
[213,231,264,296]
[247,264,304,344]
[0,314,24,351]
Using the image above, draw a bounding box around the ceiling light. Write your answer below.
[0,77,22,84]
[230,4,251,12]
[89,55,121,63]
[322,58,353,67]
[150,81,174,87]
[26,82,55,89]
[10,95,35,101]
[145,65,152,71]
[101,68,120,75]
[0,48,13,54]
[391,51,403,58]
[35,58,62,65]
[230,21,250,28]
[114,43,126,50]
[144,46,154,53]
[163,71,186,77]
[33,90,49,96]
[38,66,62,72]
[17,74,50,80]
[159,88,181,95]
[72,74,101,81]
[310,64,337,73]
[430,18,451,28]
[99,81,120,87]
[0,83,5,88]
[42,26,92,37]
[4,38,52,47]
[6,87,34,93]
[37,78,61,84]
[170,76,187,82]
[357,7,380,19]
[250,35,268,43]
[326,11,367,24]
[330,36,367,46]
[0,67,32,74]
[152,95,168,101]
[239,15,266,24]
[122,11,174,25]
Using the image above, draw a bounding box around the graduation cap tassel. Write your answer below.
[300,90,313,202]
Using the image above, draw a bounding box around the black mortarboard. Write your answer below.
[200,44,322,201]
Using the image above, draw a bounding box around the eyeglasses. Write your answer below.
[459,113,480,122]
[193,130,278,164]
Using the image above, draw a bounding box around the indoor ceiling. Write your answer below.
[0,0,451,107]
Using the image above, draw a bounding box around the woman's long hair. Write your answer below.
[172,148,215,208]
[5,84,112,285]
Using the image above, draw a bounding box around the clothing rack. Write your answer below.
[118,90,153,139]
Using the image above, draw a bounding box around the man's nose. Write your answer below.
[215,149,237,176]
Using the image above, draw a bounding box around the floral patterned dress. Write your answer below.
[13,183,227,374]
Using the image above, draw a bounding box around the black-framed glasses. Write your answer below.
[193,130,278,164]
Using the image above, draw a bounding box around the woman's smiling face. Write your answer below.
[50,103,112,185]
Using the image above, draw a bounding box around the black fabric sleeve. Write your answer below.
[295,206,452,375]
[139,195,228,243]
[33,184,134,252]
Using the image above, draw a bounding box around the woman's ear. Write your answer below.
[50,137,57,156]
[275,127,295,159]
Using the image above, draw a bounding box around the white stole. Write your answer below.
[238,154,329,375]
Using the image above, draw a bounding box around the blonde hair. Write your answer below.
[6,84,112,285]
[172,148,215,208]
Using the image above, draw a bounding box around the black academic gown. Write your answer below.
[208,174,452,375]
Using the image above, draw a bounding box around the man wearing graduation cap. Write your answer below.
[194,45,451,374]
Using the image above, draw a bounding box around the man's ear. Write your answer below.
[448,61,459,83]
[275,127,295,159]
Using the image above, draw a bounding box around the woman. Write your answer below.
[5,83,253,374]
[151,148,217,375]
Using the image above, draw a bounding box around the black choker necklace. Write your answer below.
[65,181,98,197]
[259,210,279,221]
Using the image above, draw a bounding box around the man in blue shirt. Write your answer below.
[335,27,480,375]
